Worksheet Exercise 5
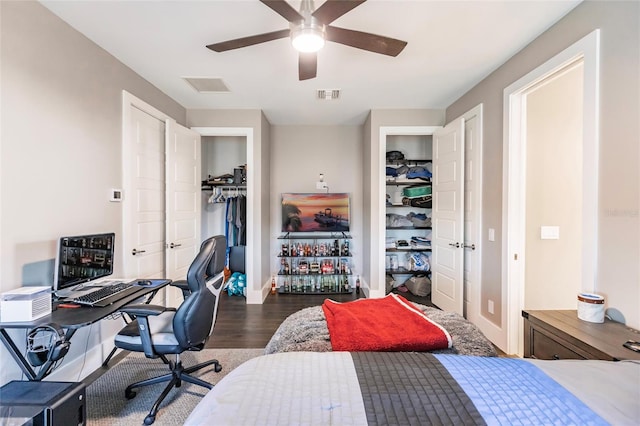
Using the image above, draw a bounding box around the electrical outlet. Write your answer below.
[488,299,495,314]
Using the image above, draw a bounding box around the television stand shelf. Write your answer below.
[275,233,353,294]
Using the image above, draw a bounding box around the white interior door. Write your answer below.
[122,104,167,284]
[431,117,465,314]
[462,107,483,322]
[165,120,201,307]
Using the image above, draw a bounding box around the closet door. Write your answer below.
[122,94,202,309]
[431,117,465,315]
[165,120,202,308]
[122,105,167,282]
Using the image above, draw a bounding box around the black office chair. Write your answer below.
[113,235,226,425]
[229,245,246,274]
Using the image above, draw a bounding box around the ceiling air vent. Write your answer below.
[316,89,340,100]
[183,77,230,93]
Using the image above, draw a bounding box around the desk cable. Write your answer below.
[21,329,27,381]
[76,322,92,382]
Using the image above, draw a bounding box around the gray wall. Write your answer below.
[269,125,364,282]
[0,1,186,384]
[446,1,639,329]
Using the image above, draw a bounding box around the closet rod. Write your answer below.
[202,185,246,191]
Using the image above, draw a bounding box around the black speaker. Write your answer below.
[26,323,70,367]
[233,168,244,184]
[0,381,86,426]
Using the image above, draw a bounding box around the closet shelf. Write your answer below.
[277,287,352,295]
[386,248,432,252]
[278,232,351,240]
[386,180,432,186]
[202,183,246,191]
[386,159,432,165]
[385,268,430,275]
[277,272,353,276]
[386,226,432,230]
[278,254,352,258]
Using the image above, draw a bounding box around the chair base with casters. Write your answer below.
[113,235,227,425]
[125,353,222,425]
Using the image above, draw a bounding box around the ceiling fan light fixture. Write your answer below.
[291,25,325,53]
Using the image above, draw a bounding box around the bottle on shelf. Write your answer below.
[271,275,276,295]
[356,275,361,294]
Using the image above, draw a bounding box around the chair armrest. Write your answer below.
[170,280,191,300]
[171,280,188,291]
[118,304,174,358]
[119,304,166,317]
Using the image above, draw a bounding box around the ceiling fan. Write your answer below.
[206,0,407,80]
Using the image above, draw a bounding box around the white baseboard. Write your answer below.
[46,338,123,383]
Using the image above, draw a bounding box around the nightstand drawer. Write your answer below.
[531,328,586,360]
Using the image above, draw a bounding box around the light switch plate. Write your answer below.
[540,226,560,240]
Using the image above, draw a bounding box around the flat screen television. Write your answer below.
[281,193,350,233]
[53,232,115,294]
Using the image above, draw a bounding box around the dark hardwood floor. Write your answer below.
[207,289,434,349]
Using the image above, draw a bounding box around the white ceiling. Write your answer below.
[40,0,581,125]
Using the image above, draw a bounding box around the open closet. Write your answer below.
[384,134,434,304]
[375,113,483,320]
[201,135,247,271]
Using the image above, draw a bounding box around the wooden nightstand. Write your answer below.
[522,310,640,361]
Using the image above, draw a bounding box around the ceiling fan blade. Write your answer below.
[206,29,290,52]
[312,0,367,25]
[299,52,317,80]
[260,0,304,23]
[325,26,407,57]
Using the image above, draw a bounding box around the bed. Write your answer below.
[265,295,498,357]
[185,351,639,425]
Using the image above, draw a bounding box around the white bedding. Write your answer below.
[185,352,367,425]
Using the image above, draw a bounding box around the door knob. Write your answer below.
[169,242,182,249]
[463,243,476,250]
[131,248,146,256]
[448,242,460,248]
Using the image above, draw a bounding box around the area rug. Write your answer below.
[87,348,264,426]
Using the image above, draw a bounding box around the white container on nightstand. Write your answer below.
[577,292,605,323]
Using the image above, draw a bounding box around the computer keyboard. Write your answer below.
[72,281,140,307]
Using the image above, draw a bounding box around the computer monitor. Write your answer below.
[53,232,115,295]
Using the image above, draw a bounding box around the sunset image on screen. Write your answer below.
[281,193,350,232]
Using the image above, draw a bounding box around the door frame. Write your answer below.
[191,127,258,303]
[502,30,601,355]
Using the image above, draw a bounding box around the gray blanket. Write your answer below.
[264,303,497,356]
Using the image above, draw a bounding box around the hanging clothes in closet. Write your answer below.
[225,192,246,249]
